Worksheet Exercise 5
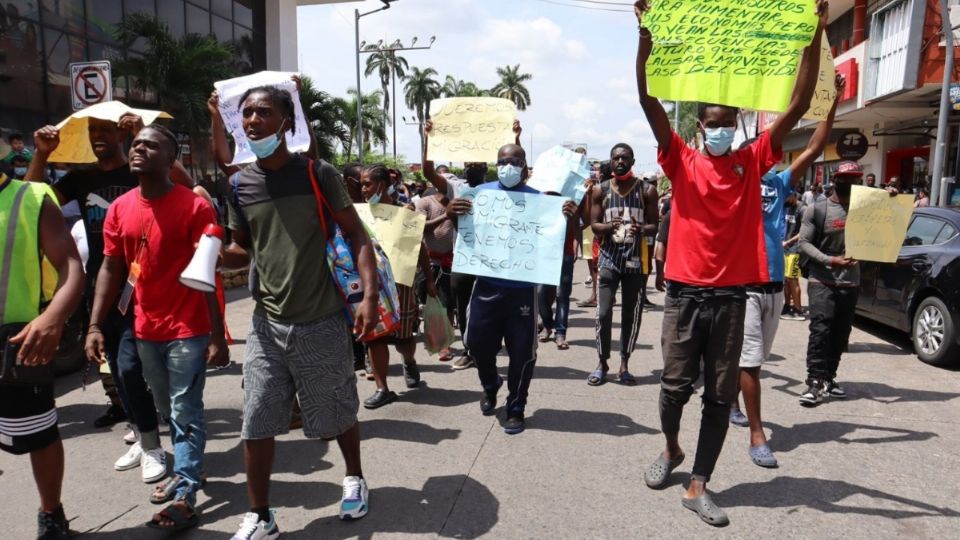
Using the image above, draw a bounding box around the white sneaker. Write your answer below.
[122,426,137,445]
[114,442,142,471]
[141,447,167,483]
[339,476,369,520]
[231,511,280,540]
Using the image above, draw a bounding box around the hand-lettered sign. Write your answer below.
[528,146,592,204]
[643,0,819,113]
[214,71,310,165]
[845,186,914,263]
[427,98,517,163]
[49,101,173,164]
[354,203,427,287]
[453,187,567,286]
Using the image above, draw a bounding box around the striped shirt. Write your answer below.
[598,180,647,274]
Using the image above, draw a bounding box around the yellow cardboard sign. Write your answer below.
[427,97,516,163]
[355,203,427,287]
[804,38,837,121]
[845,186,915,263]
[49,101,173,163]
[644,0,818,112]
[581,226,594,260]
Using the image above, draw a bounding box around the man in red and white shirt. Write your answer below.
[633,0,829,526]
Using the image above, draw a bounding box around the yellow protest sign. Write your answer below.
[427,97,516,163]
[49,101,173,163]
[355,203,427,287]
[581,226,594,260]
[845,186,914,263]
[644,0,818,112]
[804,37,837,120]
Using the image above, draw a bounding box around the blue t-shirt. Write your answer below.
[475,181,540,289]
[761,169,792,283]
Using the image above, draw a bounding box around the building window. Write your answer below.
[124,0,155,18]
[211,0,231,18]
[40,0,85,31]
[6,1,41,22]
[158,0,185,38]
[185,2,209,35]
[85,0,120,44]
[233,0,251,27]
[212,14,231,42]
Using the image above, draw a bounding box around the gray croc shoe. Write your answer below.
[644,453,685,489]
[682,493,729,527]
[749,443,778,468]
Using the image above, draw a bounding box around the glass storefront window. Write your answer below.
[187,0,209,10]
[211,0,231,18]
[158,0,184,38]
[85,0,120,44]
[40,0,84,32]
[185,2,209,35]
[4,1,40,22]
[212,14,230,42]
[0,16,44,113]
[124,0,155,17]
[233,0,251,28]
[42,27,85,119]
[234,23,252,73]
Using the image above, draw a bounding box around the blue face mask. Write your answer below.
[368,184,394,205]
[703,126,736,156]
[13,167,27,178]
[497,165,523,188]
[247,121,286,159]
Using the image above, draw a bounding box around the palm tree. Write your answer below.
[113,13,237,145]
[365,46,408,157]
[404,67,441,155]
[491,64,533,111]
[338,88,388,160]
[298,75,349,161]
[667,101,700,144]
[441,76,487,98]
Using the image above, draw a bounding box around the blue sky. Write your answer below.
[296,0,660,171]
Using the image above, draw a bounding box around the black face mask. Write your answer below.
[465,166,486,187]
[834,182,853,198]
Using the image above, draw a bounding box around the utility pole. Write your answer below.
[931,0,955,206]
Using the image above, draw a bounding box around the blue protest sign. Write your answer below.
[453,187,567,286]
[528,145,592,204]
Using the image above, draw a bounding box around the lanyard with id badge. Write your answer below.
[119,197,151,315]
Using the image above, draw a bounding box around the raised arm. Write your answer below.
[635,1,673,152]
[768,0,829,151]
[24,126,65,203]
[421,120,450,196]
[208,90,242,176]
[788,73,845,186]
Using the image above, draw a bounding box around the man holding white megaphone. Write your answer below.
[86,124,228,533]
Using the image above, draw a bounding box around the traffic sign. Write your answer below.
[70,61,112,110]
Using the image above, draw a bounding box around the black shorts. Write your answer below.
[0,383,60,455]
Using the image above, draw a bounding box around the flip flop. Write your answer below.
[682,493,729,527]
[749,443,779,468]
[577,299,597,308]
[556,338,569,350]
[538,328,553,342]
[587,368,607,386]
[616,371,637,386]
[644,453,685,489]
[146,501,200,532]
[438,348,454,362]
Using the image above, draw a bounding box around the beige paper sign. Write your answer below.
[49,101,173,164]
[355,203,427,287]
[804,38,838,121]
[427,97,516,163]
[845,186,914,263]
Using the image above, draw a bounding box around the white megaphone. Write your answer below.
[180,224,224,292]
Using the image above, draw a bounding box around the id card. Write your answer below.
[118,262,141,315]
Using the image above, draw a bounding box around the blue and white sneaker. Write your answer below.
[339,476,369,520]
[232,510,279,540]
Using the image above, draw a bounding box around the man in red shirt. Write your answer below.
[633,0,828,526]
[86,125,228,533]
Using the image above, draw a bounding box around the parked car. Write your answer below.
[856,207,960,367]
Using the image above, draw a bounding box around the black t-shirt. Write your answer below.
[656,207,671,246]
[57,164,138,295]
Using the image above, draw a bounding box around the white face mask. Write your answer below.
[702,126,736,156]
[497,165,523,188]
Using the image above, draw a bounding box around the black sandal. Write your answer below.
[150,474,208,505]
[145,501,200,532]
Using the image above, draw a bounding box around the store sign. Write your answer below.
[950,83,960,111]
[70,61,112,110]
[836,131,869,161]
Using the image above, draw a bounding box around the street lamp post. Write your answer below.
[358,36,437,162]
[355,0,396,164]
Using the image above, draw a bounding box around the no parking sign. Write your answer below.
[70,61,112,111]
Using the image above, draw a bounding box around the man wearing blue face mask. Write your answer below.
[10,154,29,180]
[634,0,829,527]
[728,74,846,470]
[446,143,577,435]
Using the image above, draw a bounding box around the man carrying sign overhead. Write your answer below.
[634,0,828,527]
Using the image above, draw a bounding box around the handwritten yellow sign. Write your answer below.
[355,203,426,287]
[427,97,516,163]
[644,0,818,112]
[581,226,594,260]
[845,186,914,263]
[49,101,173,163]
[804,37,837,121]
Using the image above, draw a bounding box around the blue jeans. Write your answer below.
[103,313,159,435]
[136,336,209,506]
[538,255,575,337]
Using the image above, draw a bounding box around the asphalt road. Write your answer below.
[2,266,958,539]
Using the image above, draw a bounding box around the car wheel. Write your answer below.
[912,296,959,367]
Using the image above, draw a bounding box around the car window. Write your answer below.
[934,222,958,245]
[903,216,945,246]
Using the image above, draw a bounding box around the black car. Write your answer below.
[856,207,960,366]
